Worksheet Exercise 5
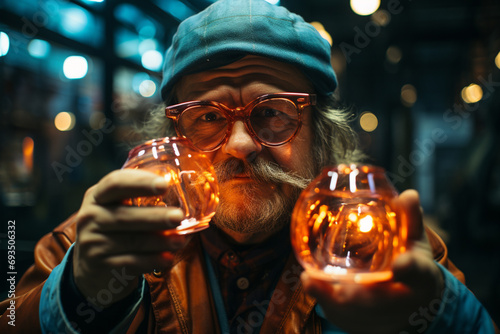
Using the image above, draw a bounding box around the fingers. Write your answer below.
[392,251,444,300]
[73,168,191,302]
[79,205,185,232]
[392,189,439,288]
[77,168,186,232]
[392,252,434,284]
[92,169,169,205]
[301,272,335,303]
[302,272,404,307]
[394,189,424,242]
[80,230,189,257]
[99,252,179,275]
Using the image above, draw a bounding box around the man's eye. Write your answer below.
[257,108,282,117]
[264,109,279,117]
[201,112,220,122]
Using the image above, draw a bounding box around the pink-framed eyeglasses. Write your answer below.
[165,92,316,152]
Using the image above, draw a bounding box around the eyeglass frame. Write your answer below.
[165,92,317,152]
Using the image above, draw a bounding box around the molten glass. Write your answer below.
[291,164,407,283]
[122,137,219,235]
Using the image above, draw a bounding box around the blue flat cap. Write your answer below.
[160,0,337,101]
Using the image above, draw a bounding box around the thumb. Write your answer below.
[394,189,424,242]
[301,271,333,299]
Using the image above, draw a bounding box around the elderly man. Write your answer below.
[0,0,497,333]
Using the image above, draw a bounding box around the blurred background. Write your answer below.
[1,0,499,325]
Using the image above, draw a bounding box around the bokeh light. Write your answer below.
[138,24,156,38]
[28,39,51,58]
[350,0,380,16]
[360,112,378,132]
[138,39,157,55]
[310,22,333,46]
[60,7,89,34]
[139,79,156,97]
[132,72,150,93]
[401,84,417,107]
[371,10,391,26]
[54,112,76,131]
[461,84,483,104]
[0,32,10,57]
[386,46,402,64]
[23,137,34,173]
[495,51,500,69]
[141,50,163,71]
[63,55,88,79]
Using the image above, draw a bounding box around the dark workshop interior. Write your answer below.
[1,0,499,326]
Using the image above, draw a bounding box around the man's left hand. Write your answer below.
[301,189,444,334]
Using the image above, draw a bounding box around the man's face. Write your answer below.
[175,56,317,243]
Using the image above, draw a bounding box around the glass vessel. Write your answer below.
[291,164,407,283]
[122,137,219,235]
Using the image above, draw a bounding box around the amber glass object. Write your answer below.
[122,137,219,235]
[291,164,407,283]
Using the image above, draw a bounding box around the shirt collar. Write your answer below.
[200,225,291,270]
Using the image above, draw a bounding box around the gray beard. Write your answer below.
[212,158,316,235]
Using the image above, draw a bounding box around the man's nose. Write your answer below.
[222,121,262,161]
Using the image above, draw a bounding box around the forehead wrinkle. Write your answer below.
[188,61,296,81]
[175,56,314,103]
[181,73,304,103]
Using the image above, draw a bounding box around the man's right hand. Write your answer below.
[72,169,189,307]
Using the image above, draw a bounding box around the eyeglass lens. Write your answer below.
[178,98,300,151]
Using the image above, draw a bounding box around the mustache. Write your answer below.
[213,158,313,190]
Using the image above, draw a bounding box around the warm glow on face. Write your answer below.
[358,215,374,233]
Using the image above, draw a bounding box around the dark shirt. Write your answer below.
[62,225,291,334]
[200,225,291,333]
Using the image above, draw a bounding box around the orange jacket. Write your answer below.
[0,215,471,333]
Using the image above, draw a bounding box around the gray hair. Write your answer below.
[311,95,366,168]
